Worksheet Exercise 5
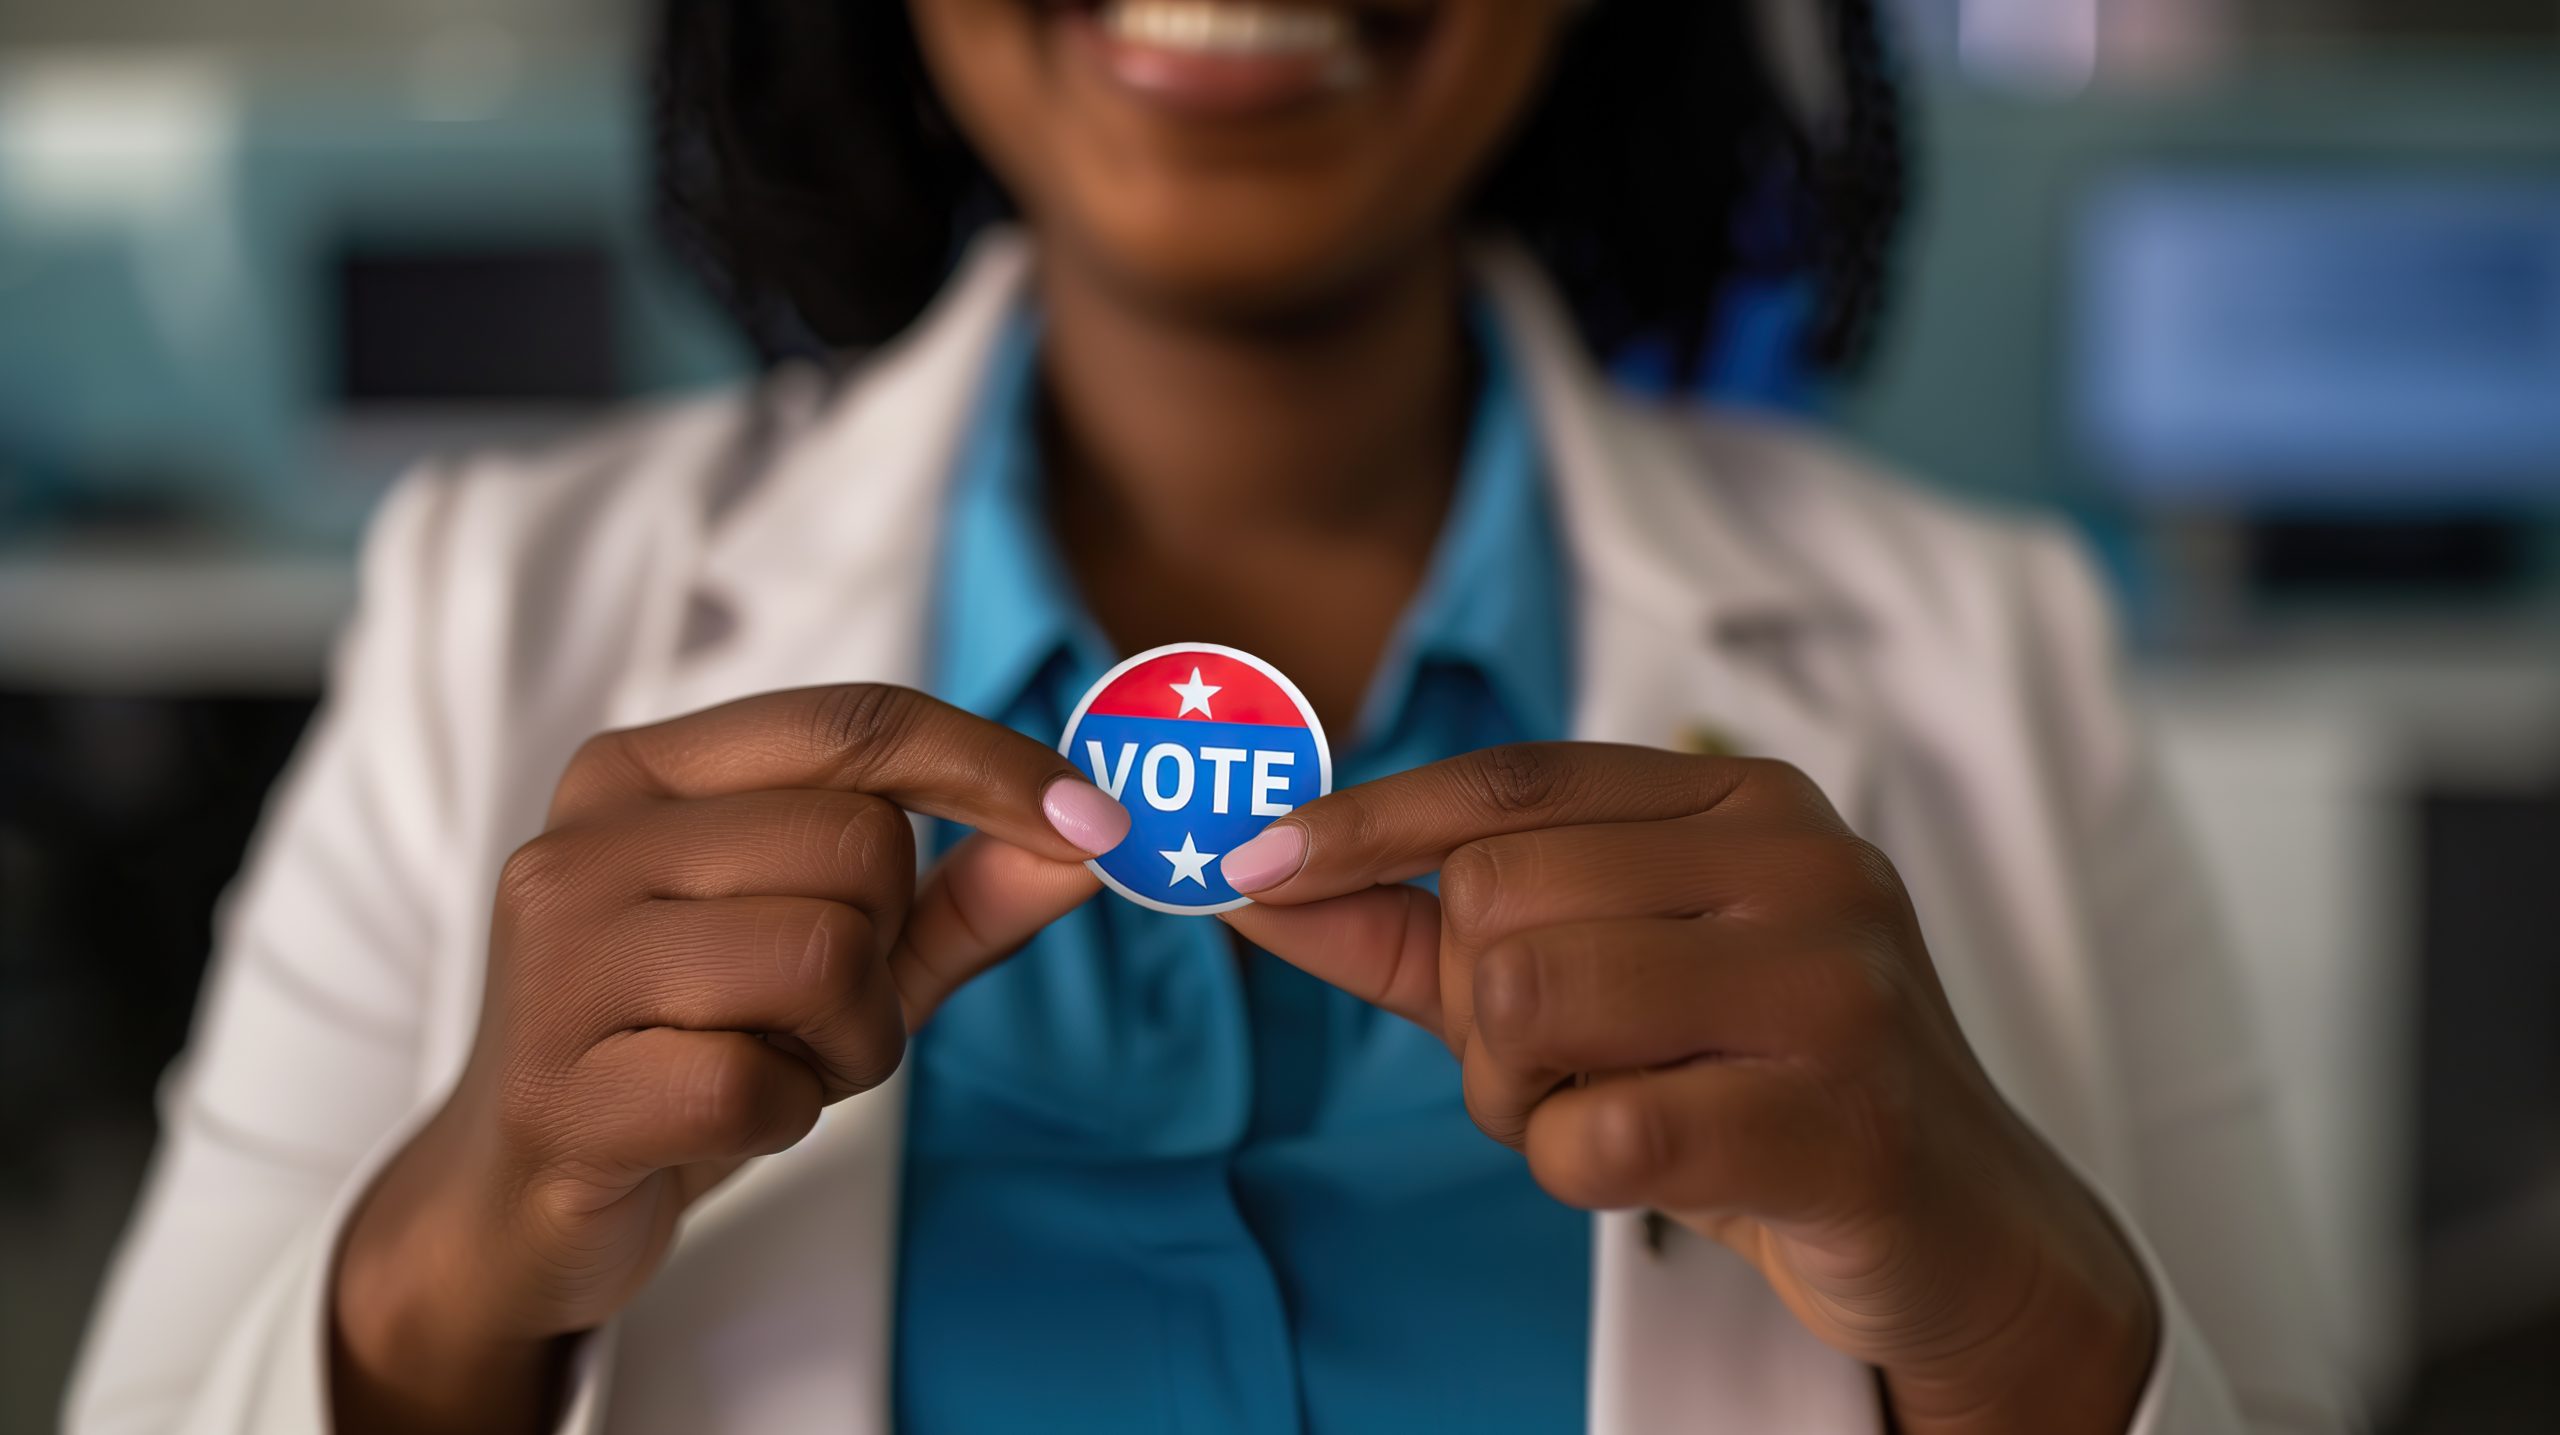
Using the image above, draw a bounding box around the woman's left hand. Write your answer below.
[1218,744,2159,1435]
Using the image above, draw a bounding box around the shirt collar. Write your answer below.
[933,302,1569,744]
[1352,312,1570,745]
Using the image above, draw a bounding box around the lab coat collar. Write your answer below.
[1469,238,1861,646]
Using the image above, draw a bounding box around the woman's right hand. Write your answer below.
[329,685,1128,1435]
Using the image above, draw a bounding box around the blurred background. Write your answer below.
[2,1,2556,1429]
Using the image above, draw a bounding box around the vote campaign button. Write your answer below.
[1059,642,1333,915]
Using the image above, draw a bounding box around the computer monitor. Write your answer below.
[334,246,619,403]
[2074,170,2560,509]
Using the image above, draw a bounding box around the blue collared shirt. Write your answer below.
[900,309,1586,1434]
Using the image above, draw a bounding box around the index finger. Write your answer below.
[549,684,1130,862]
[1219,744,1814,904]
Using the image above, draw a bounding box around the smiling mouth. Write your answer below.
[1106,0,1358,56]
[1051,1,1434,117]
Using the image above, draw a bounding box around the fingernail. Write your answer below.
[1042,778,1130,857]
[1221,824,1306,895]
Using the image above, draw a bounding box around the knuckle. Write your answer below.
[558,727,638,795]
[1471,938,1545,1053]
[1460,1059,1531,1149]
[520,1174,621,1259]
[1334,796,1391,869]
[548,727,657,820]
[1838,837,1911,915]
[826,796,912,878]
[1774,834,1906,921]
[832,1015,908,1094]
[1795,835,1875,900]
[777,902,863,1001]
[1532,1090,1665,1209]
[1803,945,1909,1053]
[1437,840,1512,936]
[811,684,921,769]
[1738,755,1813,794]
[1740,756,1852,831]
[496,832,587,915]
[1582,1090,1669,1195]
[1845,1076,1922,1203]
[1468,744,1564,817]
[495,1061,594,1166]
[673,1041,772,1143]
[1464,1099,1525,1151]
[491,1074,563,1157]
[522,1173,583,1230]
[770,906,904,1095]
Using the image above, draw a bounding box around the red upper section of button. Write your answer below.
[1080,649,1311,728]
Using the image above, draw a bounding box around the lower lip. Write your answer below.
[1062,9,1367,118]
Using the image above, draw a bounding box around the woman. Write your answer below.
[69,2,2342,1432]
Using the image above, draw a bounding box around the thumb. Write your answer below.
[1221,884,1449,1046]
[891,834,1100,1027]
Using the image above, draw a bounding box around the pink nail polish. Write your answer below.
[1221,825,1306,895]
[1043,779,1131,856]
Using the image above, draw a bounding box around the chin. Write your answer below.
[1050,181,1447,329]
[916,0,1550,325]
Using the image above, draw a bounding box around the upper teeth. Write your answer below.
[1102,1,1354,56]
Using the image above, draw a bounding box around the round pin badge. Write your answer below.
[1058,642,1334,916]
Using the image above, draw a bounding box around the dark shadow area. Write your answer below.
[0,693,315,1430]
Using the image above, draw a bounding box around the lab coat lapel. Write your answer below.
[603,237,1040,1435]
[1485,246,1886,1434]
[659,234,1039,724]
[1479,245,1876,816]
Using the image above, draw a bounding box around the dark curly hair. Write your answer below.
[652,0,1910,381]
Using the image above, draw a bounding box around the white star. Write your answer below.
[1168,667,1222,719]
[1160,832,1218,889]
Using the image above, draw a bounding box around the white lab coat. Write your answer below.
[66,233,2345,1434]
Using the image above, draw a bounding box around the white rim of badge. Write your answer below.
[1057,641,1335,916]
